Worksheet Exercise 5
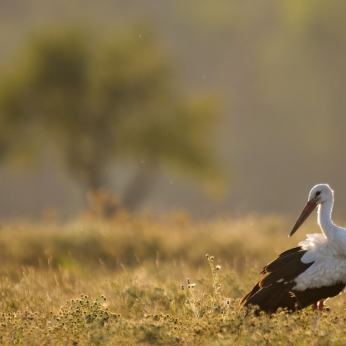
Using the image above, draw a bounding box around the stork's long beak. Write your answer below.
[289,200,317,237]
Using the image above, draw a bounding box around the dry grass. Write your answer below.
[0,212,300,273]
[0,211,345,345]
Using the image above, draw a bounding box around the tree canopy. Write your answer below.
[0,26,223,211]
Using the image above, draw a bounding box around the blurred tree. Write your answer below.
[0,26,223,211]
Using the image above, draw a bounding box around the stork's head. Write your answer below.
[289,184,334,237]
[308,184,334,205]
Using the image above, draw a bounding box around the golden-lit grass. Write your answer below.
[0,212,300,273]
[0,212,345,345]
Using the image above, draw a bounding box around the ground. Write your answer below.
[0,212,345,345]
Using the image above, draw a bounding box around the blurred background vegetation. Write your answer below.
[0,25,221,215]
[1,1,346,219]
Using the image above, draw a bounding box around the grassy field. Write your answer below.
[0,211,346,345]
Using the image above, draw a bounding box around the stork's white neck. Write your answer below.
[317,197,335,239]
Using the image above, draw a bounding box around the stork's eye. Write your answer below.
[315,191,321,197]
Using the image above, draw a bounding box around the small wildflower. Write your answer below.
[216,265,221,270]
[205,254,209,258]
[226,299,230,304]
[210,256,214,260]
[191,283,196,288]
[187,278,190,283]
[181,285,184,290]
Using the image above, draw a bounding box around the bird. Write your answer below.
[239,184,346,314]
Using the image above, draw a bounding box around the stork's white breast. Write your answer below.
[293,257,346,290]
[293,233,346,291]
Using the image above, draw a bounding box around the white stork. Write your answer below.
[239,184,346,313]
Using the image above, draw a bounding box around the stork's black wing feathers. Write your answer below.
[266,251,308,273]
[243,281,296,312]
[259,246,303,274]
[239,282,260,306]
[269,284,294,309]
[293,282,346,309]
[240,246,314,313]
[278,246,302,258]
[259,251,313,288]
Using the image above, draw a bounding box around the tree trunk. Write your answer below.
[87,165,104,192]
[122,160,159,211]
